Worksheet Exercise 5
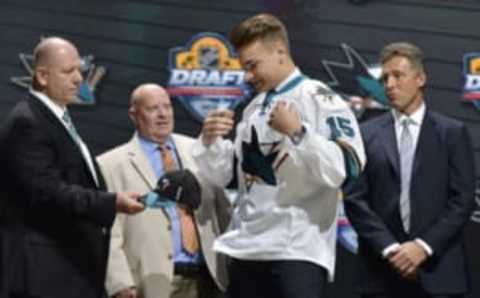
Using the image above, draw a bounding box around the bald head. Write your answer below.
[130,83,170,108]
[33,37,78,69]
[31,37,83,106]
[129,84,174,144]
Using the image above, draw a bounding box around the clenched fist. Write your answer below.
[268,101,302,136]
[201,109,235,146]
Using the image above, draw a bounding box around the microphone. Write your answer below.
[138,169,202,210]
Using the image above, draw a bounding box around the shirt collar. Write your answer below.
[137,133,175,153]
[30,88,67,120]
[273,67,301,92]
[392,101,426,127]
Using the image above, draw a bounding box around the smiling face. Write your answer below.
[381,55,426,115]
[238,39,288,93]
[129,85,174,145]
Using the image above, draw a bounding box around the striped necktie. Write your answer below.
[62,110,99,186]
[62,110,80,144]
[159,145,199,255]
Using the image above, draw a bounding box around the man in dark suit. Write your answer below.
[0,37,145,298]
[344,42,475,298]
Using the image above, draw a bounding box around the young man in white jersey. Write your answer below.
[192,13,366,298]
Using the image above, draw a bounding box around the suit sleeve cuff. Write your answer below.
[415,238,433,256]
[382,243,400,258]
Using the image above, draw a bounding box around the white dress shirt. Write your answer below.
[382,102,433,257]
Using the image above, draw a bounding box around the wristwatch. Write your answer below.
[289,125,306,145]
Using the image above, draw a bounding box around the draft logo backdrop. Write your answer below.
[167,32,251,122]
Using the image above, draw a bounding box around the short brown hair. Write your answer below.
[229,13,290,51]
[380,42,424,72]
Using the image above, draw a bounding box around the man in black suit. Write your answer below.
[0,37,144,298]
[344,42,475,298]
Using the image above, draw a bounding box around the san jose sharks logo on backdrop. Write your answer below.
[322,43,388,119]
[462,53,480,111]
[167,32,252,121]
[11,52,106,105]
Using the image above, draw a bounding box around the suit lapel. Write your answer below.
[29,95,73,144]
[28,95,99,185]
[380,114,401,177]
[411,111,433,180]
[127,135,174,224]
[93,161,107,190]
[128,136,157,190]
[172,134,198,173]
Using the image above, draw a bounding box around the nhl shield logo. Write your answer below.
[462,53,480,111]
[167,32,251,121]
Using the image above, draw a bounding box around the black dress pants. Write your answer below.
[227,258,327,298]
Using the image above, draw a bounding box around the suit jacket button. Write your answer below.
[167,224,172,231]
[168,254,173,260]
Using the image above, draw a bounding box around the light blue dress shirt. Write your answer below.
[138,135,202,264]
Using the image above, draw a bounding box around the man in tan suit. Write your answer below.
[97,83,230,298]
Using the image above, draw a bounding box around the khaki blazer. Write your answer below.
[97,133,230,298]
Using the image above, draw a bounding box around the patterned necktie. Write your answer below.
[62,110,99,186]
[399,118,414,232]
[62,110,80,144]
[159,145,199,255]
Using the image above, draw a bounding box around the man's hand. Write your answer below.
[115,191,144,214]
[268,101,302,136]
[404,269,418,282]
[113,287,137,298]
[388,241,428,279]
[201,109,235,146]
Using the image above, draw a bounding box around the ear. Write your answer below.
[34,66,49,89]
[273,41,288,67]
[416,70,427,88]
[274,40,287,56]
[128,106,137,125]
